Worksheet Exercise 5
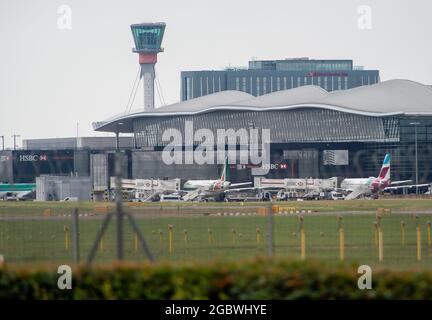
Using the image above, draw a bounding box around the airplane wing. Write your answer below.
[345,185,369,200]
[390,180,412,185]
[230,182,253,187]
[182,187,205,201]
[225,187,257,193]
[385,183,431,191]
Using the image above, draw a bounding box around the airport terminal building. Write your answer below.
[93,79,432,184]
[181,58,379,101]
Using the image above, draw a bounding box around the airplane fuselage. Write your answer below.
[183,180,231,193]
[341,177,391,194]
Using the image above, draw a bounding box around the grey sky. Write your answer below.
[0,0,431,148]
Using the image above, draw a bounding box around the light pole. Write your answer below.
[0,136,4,151]
[410,122,420,195]
[11,134,20,150]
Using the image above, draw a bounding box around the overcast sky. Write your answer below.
[0,0,431,148]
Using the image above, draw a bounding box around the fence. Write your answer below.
[1,152,432,270]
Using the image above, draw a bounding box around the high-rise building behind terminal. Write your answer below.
[181,58,379,101]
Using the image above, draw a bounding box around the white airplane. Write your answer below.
[341,153,430,200]
[181,158,252,201]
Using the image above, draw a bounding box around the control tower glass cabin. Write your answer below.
[131,22,166,111]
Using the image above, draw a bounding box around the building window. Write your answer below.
[304,77,308,85]
[263,77,267,94]
[337,77,342,90]
[284,77,287,89]
[317,77,321,87]
[235,77,240,91]
[277,77,281,91]
[185,77,192,100]
[256,77,260,95]
[242,77,246,92]
[324,77,328,90]
[296,77,301,87]
[344,77,348,89]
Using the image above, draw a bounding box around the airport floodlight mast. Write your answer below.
[131,22,166,111]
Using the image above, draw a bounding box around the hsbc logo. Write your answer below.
[19,154,48,162]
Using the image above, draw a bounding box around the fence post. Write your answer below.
[183,229,188,244]
[256,226,261,245]
[338,216,344,262]
[401,221,405,246]
[231,228,236,245]
[416,216,422,261]
[63,225,70,251]
[114,151,124,261]
[267,202,274,257]
[71,208,80,263]
[299,215,305,260]
[168,224,173,254]
[377,216,383,262]
[427,221,431,247]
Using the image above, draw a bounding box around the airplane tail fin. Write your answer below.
[220,157,229,181]
[378,153,391,181]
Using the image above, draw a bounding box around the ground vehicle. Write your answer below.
[329,191,345,200]
[276,190,298,201]
[303,191,320,200]
[5,192,19,201]
[61,197,79,202]
[225,190,272,202]
[160,193,183,202]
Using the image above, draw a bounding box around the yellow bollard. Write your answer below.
[256,226,261,245]
[63,225,69,251]
[427,221,431,247]
[99,225,104,252]
[168,224,173,254]
[159,229,163,242]
[417,224,422,261]
[339,228,345,261]
[208,228,213,244]
[231,228,236,245]
[300,228,306,260]
[378,227,383,262]
[373,222,378,247]
[133,232,138,252]
[183,229,188,244]
[401,221,405,246]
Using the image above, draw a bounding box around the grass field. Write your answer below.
[1,199,432,270]
[1,197,432,215]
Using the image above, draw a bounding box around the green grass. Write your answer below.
[1,208,432,270]
[1,198,432,216]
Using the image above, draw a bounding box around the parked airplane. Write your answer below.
[0,183,36,201]
[181,158,252,201]
[341,153,430,200]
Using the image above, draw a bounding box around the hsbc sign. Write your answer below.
[19,154,48,162]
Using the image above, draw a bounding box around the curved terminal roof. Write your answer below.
[94,79,432,132]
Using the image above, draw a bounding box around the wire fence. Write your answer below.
[1,203,432,269]
[1,152,432,270]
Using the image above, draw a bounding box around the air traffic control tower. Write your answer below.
[131,22,166,111]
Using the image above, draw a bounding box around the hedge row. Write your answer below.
[1,259,432,299]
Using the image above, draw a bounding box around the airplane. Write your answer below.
[341,153,430,200]
[0,183,36,201]
[180,158,252,201]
